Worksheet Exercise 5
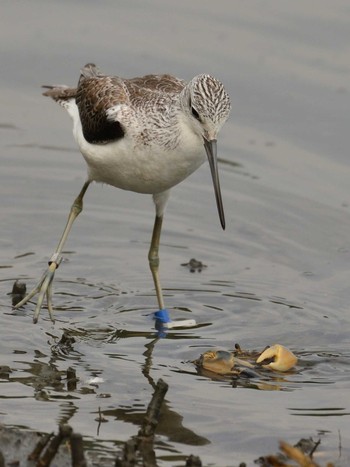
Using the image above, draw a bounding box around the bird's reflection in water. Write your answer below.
[44,321,210,447]
[101,323,209,446]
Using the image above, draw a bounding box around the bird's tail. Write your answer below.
[42,85,77,119]
[42,85,76,101]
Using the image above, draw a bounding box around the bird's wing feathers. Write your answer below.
[43,64,186,145]
[76,68,128,144]
[125,74,186,94]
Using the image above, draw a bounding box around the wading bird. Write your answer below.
[15,64,231,325]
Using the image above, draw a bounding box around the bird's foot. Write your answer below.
[13,254,62,324]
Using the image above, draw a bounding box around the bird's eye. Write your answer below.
[191,106,200,121]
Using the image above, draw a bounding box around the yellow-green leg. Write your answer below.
[14,181,90,323]
[148,214,165,311]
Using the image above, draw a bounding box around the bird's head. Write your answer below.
[181,75,231,229]
[186,74,231,140]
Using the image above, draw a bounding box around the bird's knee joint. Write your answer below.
[148,250,159,268]
[71,202,83,216]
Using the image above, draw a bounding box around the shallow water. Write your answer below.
[1,1,350,465]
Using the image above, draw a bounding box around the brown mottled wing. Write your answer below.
[76,75,129,144]
[125,74,186,95]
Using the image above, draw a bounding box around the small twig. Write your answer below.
[95,406,108,436]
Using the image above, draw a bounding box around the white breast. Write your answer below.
[72,106,206,195]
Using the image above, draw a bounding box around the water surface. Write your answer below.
[1,1,350,465]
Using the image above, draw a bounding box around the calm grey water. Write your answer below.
[1,1,350,465]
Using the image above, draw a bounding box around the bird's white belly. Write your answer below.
[76,132,206,194]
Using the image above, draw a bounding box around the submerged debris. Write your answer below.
[11,280,27,307]
[51,331,76,356]
[181,258,207,272]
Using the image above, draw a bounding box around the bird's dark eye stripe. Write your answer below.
[191,106,200,121]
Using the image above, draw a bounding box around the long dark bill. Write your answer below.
[204,138,226,230]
